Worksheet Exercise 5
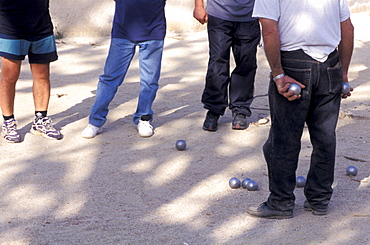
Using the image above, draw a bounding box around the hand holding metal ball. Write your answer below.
[288,83,301,95]
[342,82,351,94]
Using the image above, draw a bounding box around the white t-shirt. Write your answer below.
[252,0,351,62]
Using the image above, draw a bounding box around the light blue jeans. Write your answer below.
[89,38,164,127]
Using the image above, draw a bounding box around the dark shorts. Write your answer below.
[0,34,58,63]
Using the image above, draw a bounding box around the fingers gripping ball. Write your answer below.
[288,83,301,95]
[342,82,351,94]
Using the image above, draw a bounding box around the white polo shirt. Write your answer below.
[252,0,351,62]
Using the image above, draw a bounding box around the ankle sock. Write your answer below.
[140,115,152,121]
[3,114,15,121]
[35,111,47,119]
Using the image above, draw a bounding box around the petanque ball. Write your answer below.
[246,180,258,191]
[288,83,301,95]
[241,178,251,189]
[342,82,351,94]
[296,176,306,188]
[346,166,358,176]
[175,140,187,151]
[229,177,241,189]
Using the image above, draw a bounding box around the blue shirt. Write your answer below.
[207,0,256,22]
[0,0,53,38]
[112,0,166,42]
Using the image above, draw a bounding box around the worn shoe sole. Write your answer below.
[30,129,63,140]
[232,123,248,130]
[248,210,293,219]
[303,201,328,215]
[202,125,218,131]
[1,132,22,143]
[247,203,294,219]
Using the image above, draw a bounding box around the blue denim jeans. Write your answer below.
[264,49,343,212]
[89,38,164,127]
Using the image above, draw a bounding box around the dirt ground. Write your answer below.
[0,12,369,245]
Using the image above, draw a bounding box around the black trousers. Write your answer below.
[264,50,342,212]
[202,15,260,116]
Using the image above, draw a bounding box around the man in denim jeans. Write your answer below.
[247,0,354,218]
[81,0,166,138]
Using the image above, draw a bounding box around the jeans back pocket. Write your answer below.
[327,61,343,94]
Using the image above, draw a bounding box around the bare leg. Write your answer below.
[29,63,62,140]
[30,63,50,111]
[0,57,22,117]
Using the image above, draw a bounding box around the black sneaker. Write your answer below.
[303,200,328,215]
[232,112,247,130]
[203,111,220,131]
[247,202,293,219]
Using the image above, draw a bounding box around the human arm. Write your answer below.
[193,0,208,24]
[338,17,354,98]
[259,18,305,101]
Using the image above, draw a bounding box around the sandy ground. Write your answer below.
[0,12,370,245]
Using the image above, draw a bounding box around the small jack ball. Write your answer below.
[241,178,251,189]
[175,140,186,151]
[288,83,301,95]
[342,82,351,94]
[296,176,306,188]
[346,166,358,176]
[229,177,241,189]
[246,180,258,191]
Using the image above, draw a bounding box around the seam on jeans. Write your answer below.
[326,61,343,93]
[282,66,312,96]
[283,58,320,64]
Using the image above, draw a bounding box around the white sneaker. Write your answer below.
[81,124,102,138]
[137,120,154,137]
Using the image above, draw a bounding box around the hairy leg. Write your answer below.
[30,63,50,111]
[0,57,22,116]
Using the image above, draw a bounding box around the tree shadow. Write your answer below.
[0,31,369,245]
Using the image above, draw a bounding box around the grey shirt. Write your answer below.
[206,0,256,22]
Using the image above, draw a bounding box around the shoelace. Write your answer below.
[4,121,18,135]
[36,118,56,131]
[142,121,153,129]
[43,119,56,131]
